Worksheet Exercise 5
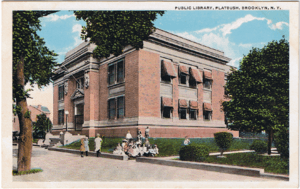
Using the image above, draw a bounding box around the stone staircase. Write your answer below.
[49,138,62,147]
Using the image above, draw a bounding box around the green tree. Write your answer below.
[74,11,164,59]
[13,11,57,172]
[33,114,52,139]
[223,38,289,155]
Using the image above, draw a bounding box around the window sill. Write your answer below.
[108,82,125,89]
[203,88,212,91]
[178,84,197,89]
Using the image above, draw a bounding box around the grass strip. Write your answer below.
[202,153,288,175]
[13,168,43,176]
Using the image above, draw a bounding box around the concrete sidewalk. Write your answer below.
[13,146,274,182]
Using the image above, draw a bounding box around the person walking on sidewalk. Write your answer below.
[84,137,90,156]
[94,133,103,157]
[80,138,86,157]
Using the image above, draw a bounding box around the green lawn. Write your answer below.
[201,153,288,175]
[61,137,272,157]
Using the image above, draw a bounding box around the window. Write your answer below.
[161,97,173,118]
[58,85,64,101]
[58,110,64,124]
[108,60,125,85]
[179,74,187,85]
[178,99,188,119]
[190,109,197,120]
[162,107,172,118]
[108,96,125,119]
[203,79,212,90]
[179,65,189,85]
[117,61,124,83]
[203,111,212,121]
[161,63,171,83]
[108,99,116,119]
[76,77,84,89]
[117,96,124,118]
[189,77,197,88]
[179,108,187,119]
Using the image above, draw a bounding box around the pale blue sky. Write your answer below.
[38,10,289,68]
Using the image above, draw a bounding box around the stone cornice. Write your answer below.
[147,36,230,64]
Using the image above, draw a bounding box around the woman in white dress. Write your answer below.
[84,137,89,156]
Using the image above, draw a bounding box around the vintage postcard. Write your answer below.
[2,1,299,188]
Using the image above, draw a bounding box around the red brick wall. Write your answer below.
[212,70,225,121]
[84,76,90,121]
[197,70,203,120]
[125,51,139,118]
[84,71,100,121]
[99,64,108,121]
[53,85,59,125]
[93,126,239,138]
[138,50,160,117]
[172,64,179,118]
[66,79,76,125]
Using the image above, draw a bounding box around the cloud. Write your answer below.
[268,21,289,30]
[195,26,219,34]
[73,36,83,47]
[72,24,82,33]
[228,57,243,68]
[238,43,253,48]
[45,14,74,22]
[220,14,266,36]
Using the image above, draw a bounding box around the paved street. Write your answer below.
[13,146,274,182]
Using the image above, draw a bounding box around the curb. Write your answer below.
[136,157,288,180]
[47,147,128,161]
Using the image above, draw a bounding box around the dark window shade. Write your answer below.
[117,96,124,118]
[58,110,64,124]
[190,109,197,120]
[163,107,172,118]
[179,108,187,119]
[117,61,124,83]
[108,64,115,85]
[58,86,64,100]
[108,99,116,119]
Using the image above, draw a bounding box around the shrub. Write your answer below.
[179,144,209,162]
[250,140,268,154]
[274,128,289,159]
[214,132,233,156]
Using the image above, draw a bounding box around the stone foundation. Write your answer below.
[52,126,239,138]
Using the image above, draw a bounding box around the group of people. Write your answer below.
[113,127,159,157]
[80,133,103,158]
[79,128,190,158]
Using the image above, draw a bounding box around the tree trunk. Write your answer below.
[267,129,273,155]
[16,56,32,172]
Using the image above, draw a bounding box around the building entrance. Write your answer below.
[75,103,84,131]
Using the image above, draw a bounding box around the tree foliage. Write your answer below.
[74,11,164,59]
[13,11,58,103]
[33,114,52,139]
[223,38,289,155]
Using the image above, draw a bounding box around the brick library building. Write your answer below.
[52,29,239,138]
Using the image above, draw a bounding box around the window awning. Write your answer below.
[204,71,213,80]
[179,65,189,75]
[189,100,198,109]
[190,68,202,83]
[178,99,188,108]
[162,97,173,107]
[203,102,212,111]
[162,60,177,78]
